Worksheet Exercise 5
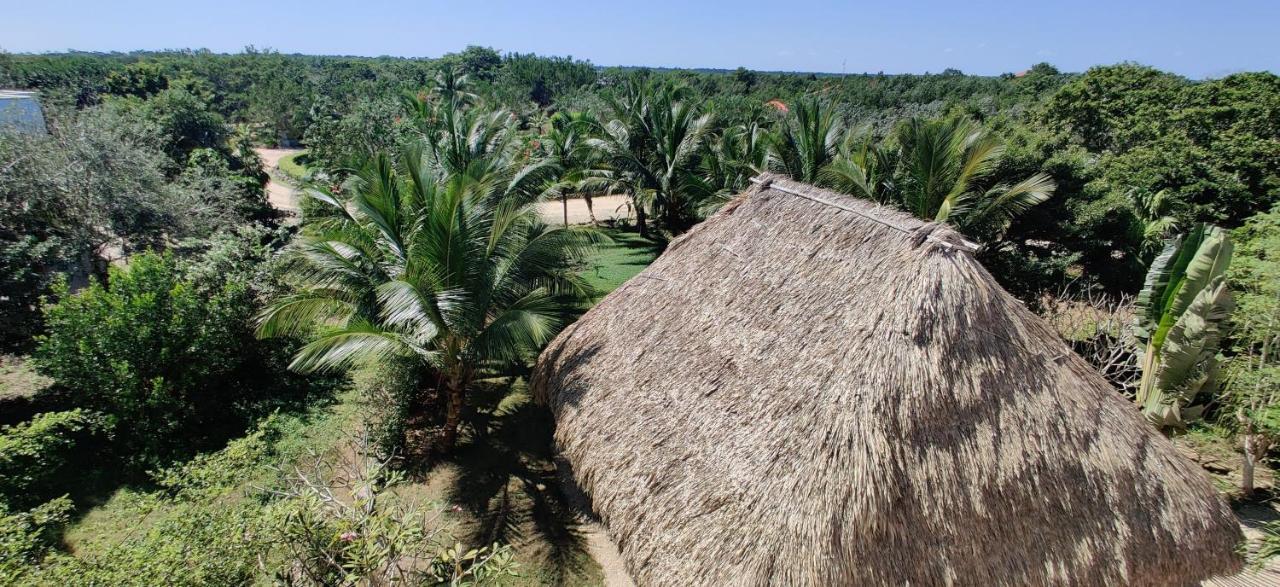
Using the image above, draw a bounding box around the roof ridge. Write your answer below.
[749,174,980,253]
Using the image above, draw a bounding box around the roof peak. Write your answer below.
[748,174,979,252]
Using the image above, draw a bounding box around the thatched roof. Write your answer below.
[532,174,1244,586]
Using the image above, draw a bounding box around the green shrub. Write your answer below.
[33,252,260,468]
[34,499,268,586]
[0,410,109,510]
[22,412,516,586]
[0,497,73,585]
[277,150,310,180]
[358,359,422,459]
[265,435,518,585]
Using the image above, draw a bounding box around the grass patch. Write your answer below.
[277,150,309,180]
[49,382,603,584]
[582,227,664,299]
[61,391,354,554]
[0,355,50,402]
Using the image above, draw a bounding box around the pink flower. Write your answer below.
[450,504,463,513]
[340,531,358,542]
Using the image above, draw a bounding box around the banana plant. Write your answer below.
[1133,224,1234,432]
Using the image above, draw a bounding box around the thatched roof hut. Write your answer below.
[532,175,1243,586]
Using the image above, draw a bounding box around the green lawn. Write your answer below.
[0,355,50,402]
[277,150,309,180]
[581,227,664,299]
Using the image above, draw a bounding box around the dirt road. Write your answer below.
[255,148,303,213]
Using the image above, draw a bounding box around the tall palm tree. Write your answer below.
[426,99,518,177]
[703,122,767,193]
[432,65,480,108]
[401,66,480,134]
[258,150,598,452]
[540,111,598,225]
[766,97,844,184]
[589,78,712,235]
[698,122,768,215]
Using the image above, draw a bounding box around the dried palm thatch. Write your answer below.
[532,174,1244,586]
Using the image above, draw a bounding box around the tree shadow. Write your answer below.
[443,382,593,584]
[612,228,667,257]
[1232,488,1280,534]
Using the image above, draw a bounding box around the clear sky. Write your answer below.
[1,0,1276,78]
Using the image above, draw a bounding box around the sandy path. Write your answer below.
[255,148,303,214]
[538,194,633,226]
[256,147,630,228]
[582,520,635,587]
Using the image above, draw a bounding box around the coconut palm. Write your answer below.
[700,122,768,211]
[589,79,713,235]
[766,97,844,184]
[258,149,598,452]
[426,100,518,177]
[540,111,599,225]
[401,66,480,135]
[432,65,480,107]
[892,117,1055,234]
[1133,224,1234,432]
[820,129,897,204]
[821,117,1054,241]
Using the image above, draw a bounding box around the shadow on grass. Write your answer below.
[441,382,594,585]
[1232,487,1280,533]
[582,227,667,302]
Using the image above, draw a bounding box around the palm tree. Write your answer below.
[425,99,518,177]
[589,78,713,235]
[432,65,480,107]
[540,111,598,225]
[401,66,480,134]
[766,97,844,184]
[698,122,768,215]
[892,117,1055,233]
[258,150,598,452]
[821,129,897,204]
[823,117,1055,241]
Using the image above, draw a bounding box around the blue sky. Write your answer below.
[1,0,1276,78]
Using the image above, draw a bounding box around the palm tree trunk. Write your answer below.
[441,382,464,452]
[634,195,648,238]
[562,193,568,227]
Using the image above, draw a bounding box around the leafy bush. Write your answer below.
[19,411,516,586]
[359,359,422,459]
[267,435,518,585]
[22,410,332,586]
[34,499,269,586]
[33,252,262,468]
[1220,205,1280,493]
[0,95,270,347]
[303,96,416,170]
[0,409,109,510]
[0,497,73,584]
